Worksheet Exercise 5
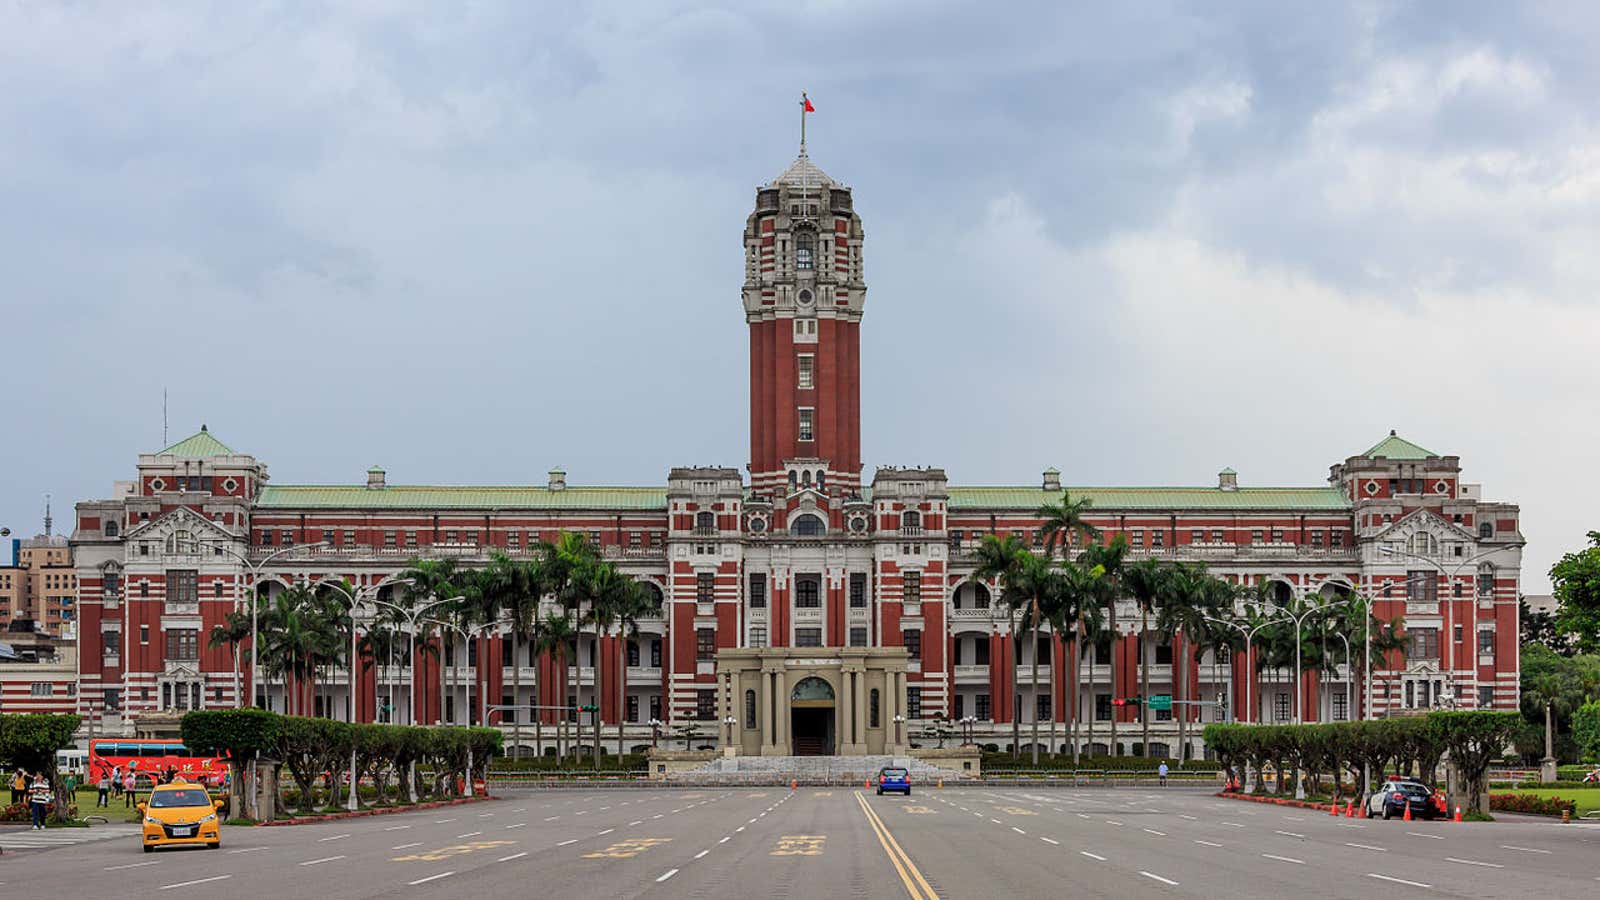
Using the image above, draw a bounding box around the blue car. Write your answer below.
[877,767,911,796]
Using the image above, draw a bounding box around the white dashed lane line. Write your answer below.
[408,872,454,886]
[1273,831,1305,839]
[1194,840,1222,848]
[385,825,411,831]
[392,842,422,850]
[1261,854,1304,865]
[1041,837,1059,845]
[1367,873,1430,889]
[656,869,679,883]
[299,856,345,867]
[1344,843,1386,852]
[694,850,709,859]
[498,852,527,862]
[1080,851,1106,861]
[1445,857,1503,868]
[1500,845,1551,854]
[318,833,350,842]
[159,875,232,891]
[1140,872,1179,886]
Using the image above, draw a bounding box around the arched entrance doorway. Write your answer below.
[789,676,835,756]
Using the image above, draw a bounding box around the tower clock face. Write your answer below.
[848,515,868,534]
[748,516,768,533]
[797,289,813,306]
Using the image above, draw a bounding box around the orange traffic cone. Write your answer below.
[1454,806,1462,823]
[1330,802,1339,817]
[1345,799,1355,818]
[937,778,944,789]
[1403,803,1412,822]
[790,779,797,791]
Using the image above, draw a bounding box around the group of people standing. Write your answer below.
[9,768,55,830]
[93,764,142,808]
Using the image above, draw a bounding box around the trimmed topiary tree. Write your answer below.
[0,713,82,822]
[181,708,282,820]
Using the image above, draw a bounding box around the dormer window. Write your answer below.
[789,471,798,492]
[1478,522,1493,539]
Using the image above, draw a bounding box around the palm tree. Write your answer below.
[1008,552,1056,765]
[970,533,1029,758]
[1197,578,1243,723]
[531,613,576,758]
[1121,556,1169,757]
[1155,563,1219,762]
[543,533,597,755]
[575,559,637,767]
[502,555,547,759]
[614,580,662,758]
[1050,560,1096,764]
[257,584,321,715]
[399,557,462,724]
[207,604,253,707]
[1078,536,1128,755]
[1036,491,1099,559]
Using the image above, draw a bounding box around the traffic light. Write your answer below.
[1111,698,1126,708]
[1111,696,1143,708]
[580,704,598,713]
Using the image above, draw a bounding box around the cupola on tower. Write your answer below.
[743,133,866,499]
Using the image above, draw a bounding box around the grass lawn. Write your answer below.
[1507,787,1600,817]
[68,786,155,824]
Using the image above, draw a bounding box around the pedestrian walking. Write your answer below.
[111,764,122,797]
[123,770,137,807]
[10,768,25,806]
[27,772,53,830]
[96,768,111,808]
[1158,761,1169,787]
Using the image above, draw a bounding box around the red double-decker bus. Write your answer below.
[86,739,227,787]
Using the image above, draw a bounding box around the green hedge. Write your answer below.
[981,753,1220,772]
[182,710,502,815]
[1490,793,1577,816]
[489,753,648,773]
[1204,712,1521,810]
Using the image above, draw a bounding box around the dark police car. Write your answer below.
[876,766,911,796]
[1365,779,1444,820]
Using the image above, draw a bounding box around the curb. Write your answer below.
[257,795,493,826]
[1215,791,1342,814]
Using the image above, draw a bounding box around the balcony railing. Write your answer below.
[900,525,924,537]
[163,601,199,616]
[950,607,993,621]
[247,543,666,562]
[948,543,1357,564]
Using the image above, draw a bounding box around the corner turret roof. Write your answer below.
[156,426,235,458]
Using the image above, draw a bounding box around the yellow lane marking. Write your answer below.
[856,792,938,900]
[994,806,1036,816]
[392,840,515,862]
[903,806,935,815]
[813,791,834,798]
[581,837,671,859]
[772,835,826,856]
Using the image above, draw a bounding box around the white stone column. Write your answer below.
[839,669,855,752]
[774,669,788,753]
[759,669,774,753]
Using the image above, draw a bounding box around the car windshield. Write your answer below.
[882,768,908,777]
[149,789,211,808]
[1395,784,1430,797]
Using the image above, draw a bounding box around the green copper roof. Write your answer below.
[156,427,236,458]
[948,486,1349,511]
[257,484,668,510]
[1361,432,1436,460]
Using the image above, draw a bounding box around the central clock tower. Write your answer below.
[743,147,866,501]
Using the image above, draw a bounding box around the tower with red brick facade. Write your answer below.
[743,148,866,499]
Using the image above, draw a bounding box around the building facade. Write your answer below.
[1,531,77,639]
[70,144,1525,757]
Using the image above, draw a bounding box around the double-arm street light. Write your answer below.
[368,596,461,725]
[1200,611,1290,725]
[199,540,328,708]
[1379,545,1507,707]
[423,616,496,727]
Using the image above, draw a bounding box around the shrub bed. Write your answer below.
[1490,793,1576,816]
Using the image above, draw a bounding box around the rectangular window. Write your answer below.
[628,531,640,548]
[902,629,921,660]
[260,530,273,546]
[1154,643,1172,665]
[795,575,821,608]
[1478,570,1495,596]
[696,573,715,603]
[696,628,716,661]
[797,355,814,389]
[31,682,52,697]
[1130,529,1144,547]
[167,569,197,605]
[323,529,336,545]
[649,695,661,722]
[1036,693,1051,722]
[902,571,921,602]
[1095,694,1111,721]
[1251,529,1263,544]
[650,638,661,668]
[104,688,121,711]
[140,624,149,644]
[1212,529,1224,542]
[1270,528,1284,542]
[165,629,199,661]
[213,581,224,598]
[749,626,767,648]
[749,574,766,608]
[1332,693,1347,721]
[696,690,716,720]
[849,626,868,647]
[795,627,823,647]
[1407,627,1440,660]
[502,640,513,667]
[974,694,991,721]
[1155,705,1172,721]
[849,573,868,608]
[973,639,990,665]
[1478,686,1495,708]
[406,531,417,548]
[798,408,814,442]
[626,695,639,723]
[1151,530,1164,548]
[903,686,922,720]
[1477,629,1495,657]
[1190,529,1203,544]
[1408,571,1437,601]
[384,531,396,548]
[1331,531,1343,547]
[1274,692,1290,722]
[501,694,515,724]
[445,530,457,543]
[343,529,355,546]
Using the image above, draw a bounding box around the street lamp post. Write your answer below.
[202,540,329,710]
[424,617,495,727]
[893,714,905,748]
[1200,612,1289,726]
[723,715,736,747]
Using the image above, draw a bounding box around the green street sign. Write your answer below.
[1148,695,1173,711]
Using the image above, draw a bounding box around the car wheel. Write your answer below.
[1381,806,1391,820]
[143,845,153,854]
[905,789,911,796]
[876,789,883,796]
[207,842,220,850]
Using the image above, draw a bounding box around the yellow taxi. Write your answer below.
[138,780,224,852]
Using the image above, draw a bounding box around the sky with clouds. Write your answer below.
[2,2,1596,591]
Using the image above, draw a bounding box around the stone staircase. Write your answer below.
[667,754,958,785]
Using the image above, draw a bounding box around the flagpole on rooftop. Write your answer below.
[800,91,808,155]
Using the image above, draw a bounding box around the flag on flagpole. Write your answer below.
[803,95,815,113]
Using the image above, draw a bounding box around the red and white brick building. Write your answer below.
[69,146,1524,757]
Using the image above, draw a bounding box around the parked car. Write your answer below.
[877,766,911,796]
[1365,779,1445,820]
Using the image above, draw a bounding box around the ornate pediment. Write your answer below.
[1373,508,1475,545]
[123,506,240,562]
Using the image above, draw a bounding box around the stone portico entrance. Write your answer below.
[716,647,909,757]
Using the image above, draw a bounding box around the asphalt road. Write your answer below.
[1,786,1597,898]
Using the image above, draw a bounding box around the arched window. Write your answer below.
[802,470,812,487]
[1477,521,1493,539]
[789,514,825,537]
[815,471,825,491]
[901,511,921,530]
[744,689,756,729]
[695,511,714,532]
[1271,580,1293,607]
[974,583,990,609]
[869,689,881,728]
[795,230,814,270]
[105,520,119,538]
[788,471,798,492]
